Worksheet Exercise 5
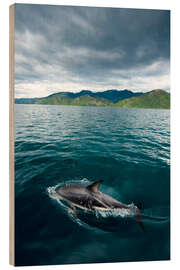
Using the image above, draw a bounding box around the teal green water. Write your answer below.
[15,104,170,266]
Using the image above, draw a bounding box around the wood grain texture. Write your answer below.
[9,4,15,266]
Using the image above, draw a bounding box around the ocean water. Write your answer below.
[14,104,170,266]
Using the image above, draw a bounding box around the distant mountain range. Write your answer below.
[15,89,170,109]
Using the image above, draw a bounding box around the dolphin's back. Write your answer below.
[56,184,127,210]
[57,185,105,209]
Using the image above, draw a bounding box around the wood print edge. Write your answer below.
[9,4,15,266]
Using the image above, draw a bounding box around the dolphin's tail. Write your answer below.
[135,208,146,232]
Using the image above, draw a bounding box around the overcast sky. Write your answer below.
[14,4,170,98]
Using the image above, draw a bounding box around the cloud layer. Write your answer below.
[14,4,170,98]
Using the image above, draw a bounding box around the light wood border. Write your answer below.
[9,4,15,266]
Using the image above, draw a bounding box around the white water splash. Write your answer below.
[94,203,137,218]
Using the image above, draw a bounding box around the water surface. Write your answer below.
[15,104,170,266]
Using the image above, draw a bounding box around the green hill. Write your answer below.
[35,93,112,106]
[15,89,170,109]
[114,89,170,109]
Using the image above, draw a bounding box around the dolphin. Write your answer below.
[55,180,145,232]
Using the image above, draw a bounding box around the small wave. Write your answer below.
[141,207,169,223]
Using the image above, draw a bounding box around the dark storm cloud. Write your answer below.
[14,4,170,97]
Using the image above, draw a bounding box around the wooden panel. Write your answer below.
[9,4,15,266]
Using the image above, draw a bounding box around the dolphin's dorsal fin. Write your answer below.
[87,180,103,192]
